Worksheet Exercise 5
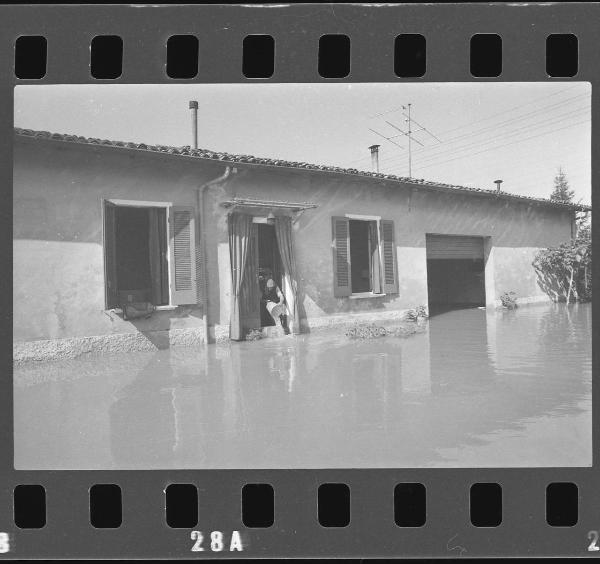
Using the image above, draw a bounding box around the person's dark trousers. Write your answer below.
[279,314,290,334]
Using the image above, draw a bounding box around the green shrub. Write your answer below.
[532,234,591,303]
[406,305,429,321]
[500,291,518,309]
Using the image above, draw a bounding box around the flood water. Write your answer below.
[14,302,592,469]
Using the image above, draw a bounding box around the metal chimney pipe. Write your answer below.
[494,179,503,193]
[369,144,380,173]
[189,100,198,149]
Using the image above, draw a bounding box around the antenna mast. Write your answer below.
[368,103,441,178]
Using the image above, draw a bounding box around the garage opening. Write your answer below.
[426,234,486,314]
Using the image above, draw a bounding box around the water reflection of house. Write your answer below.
[13,128,590,360]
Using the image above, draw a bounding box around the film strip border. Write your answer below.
[6,480,583,530]
[2,4,599,83]
[1,471,598,558]
[1,3,599,559]
[12,33,580,81]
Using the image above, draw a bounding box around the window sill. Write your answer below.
[106,305,177,314]
[349,292,387,299]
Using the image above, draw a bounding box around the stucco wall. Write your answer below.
[13,137,227,346]
[14,136,575,352]
[205,167,573,325]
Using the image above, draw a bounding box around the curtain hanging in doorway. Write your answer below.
[274,215,300,334]
[228,212,254,340]
[370,221,383,294]
[239,224,259,326]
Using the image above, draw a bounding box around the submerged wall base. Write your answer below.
[14,309,415,363]
[13,327,208,364]
[14,299,551,363]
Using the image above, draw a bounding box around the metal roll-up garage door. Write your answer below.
[426,235,484,260]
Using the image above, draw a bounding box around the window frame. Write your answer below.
[102,198,174,311]
[344,213,386,298]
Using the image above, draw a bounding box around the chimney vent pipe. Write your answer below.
[369,144,380,173]
[189,100,198,149]
[494,179,503,193]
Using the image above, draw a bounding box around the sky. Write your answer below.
[14,82,591,204]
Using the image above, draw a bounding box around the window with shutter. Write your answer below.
[332,216,351,297]
[169,206,198,305]
[380,219,398,294]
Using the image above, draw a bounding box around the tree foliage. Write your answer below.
[550,167,575,203]
[532,228,591,303]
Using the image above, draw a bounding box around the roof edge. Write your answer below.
[13,127,591,212]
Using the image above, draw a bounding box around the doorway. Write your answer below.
[257,223,283,327]
[426,234,486,314]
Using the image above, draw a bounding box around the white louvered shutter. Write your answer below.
[169,206,197,305]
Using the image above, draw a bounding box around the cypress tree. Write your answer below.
[550,167,575,203]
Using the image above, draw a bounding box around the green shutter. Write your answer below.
[169,206,197,305]
[332,216,351,297]
[380,219,398,294]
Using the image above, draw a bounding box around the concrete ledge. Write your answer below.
[491,294,551,308]
[14,327,207,364]
[213,324,231,343]
[303,309,412,332]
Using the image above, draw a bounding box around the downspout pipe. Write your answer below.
[197,166,237,344]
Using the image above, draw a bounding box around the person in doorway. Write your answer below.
[262,278,291,335]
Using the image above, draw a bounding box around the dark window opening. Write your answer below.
[258,223,283,327]
[349,220,370,293]
[105,203,169,309]
[116,207,151,293]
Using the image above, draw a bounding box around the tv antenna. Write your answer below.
[368,103,442,177]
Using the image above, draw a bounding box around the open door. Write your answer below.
[239,223,261,334]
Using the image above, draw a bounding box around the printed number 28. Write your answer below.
[588,531,599,552]
[191,530,243,552]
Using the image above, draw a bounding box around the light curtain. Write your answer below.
[275,215,300,334]
[239,224,259,325]
[370,220,383,294]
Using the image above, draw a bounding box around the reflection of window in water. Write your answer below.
[109,356,176,467]
[351,352,401,427]
[428,310,495,395]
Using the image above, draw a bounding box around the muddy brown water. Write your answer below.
[14,302,591,469]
